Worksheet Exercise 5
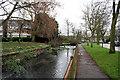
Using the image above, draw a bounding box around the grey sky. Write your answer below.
[55,0,116,35]
[0,0,118,36]
[55,0,92,35]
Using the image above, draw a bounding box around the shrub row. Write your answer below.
[2,37,32,42]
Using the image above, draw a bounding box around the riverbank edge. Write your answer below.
[64,44,78,79]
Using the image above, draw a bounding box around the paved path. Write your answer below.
[76,44,110,79]
[100,44,120,51]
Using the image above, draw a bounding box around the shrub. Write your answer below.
[2,37,10,42]
[22,37,32,42]
[12,37,19,42]
[49,41,57,47]
[4,56,25,72]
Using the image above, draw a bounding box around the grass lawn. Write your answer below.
[62,43,70,45]
[82,44,119,80]
[1,42,49,55]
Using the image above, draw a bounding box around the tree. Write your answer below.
[0,0,60,40]
[96,1,111,45]
[25,0,59,41]
[76,30,82,42]
[0,0,39,37]
[109,0,120,53]
[2,2,18,37]
[71,23,76,38]
[83,3,100,47]
[81,23,89,46]
[32,13,58,41]
[64,19,71,37]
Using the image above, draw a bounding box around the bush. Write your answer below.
[69,39,78,45]
[49,41,57,47]
[2,37,10,42]
[12,37,19,42]
[21,37,32,42]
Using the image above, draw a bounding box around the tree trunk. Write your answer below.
[2,2,18,38]
[19,23,23,43]
[10,32,12,42]
[91,33,93,47]
[102,38,104,47]
[97,27,100,45]
[3,21,8,37]
[31,34,35,42]
[87,40,89,46]
[97,32,100,45]
[109,1,120,53]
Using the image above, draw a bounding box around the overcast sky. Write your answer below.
[55,0,115,35]
[0,0,118,36]
[55,0,92,35]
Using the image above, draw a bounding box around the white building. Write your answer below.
[0,19,31,37]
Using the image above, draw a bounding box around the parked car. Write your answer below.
[108,41,120,46]
[114,41,120,46]
[108,42,110,44]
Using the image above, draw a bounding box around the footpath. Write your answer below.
[76,44,110,79]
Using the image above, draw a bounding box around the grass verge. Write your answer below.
[82,44,119,80]
[1,42,49,55]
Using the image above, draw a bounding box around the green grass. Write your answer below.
[2,42,49,72]
[82,44,119,80]
[1,42,49,55]
[62,43,70,45]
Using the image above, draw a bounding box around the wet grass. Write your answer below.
[1,42,49,55]
[2,42,49,72]
[82,44,119,80]
[62,43,70,45]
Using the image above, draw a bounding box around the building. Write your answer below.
[0,13,59,42]
[0,19,31,37]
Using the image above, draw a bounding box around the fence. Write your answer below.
[64,44,78,79]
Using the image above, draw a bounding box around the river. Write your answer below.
[2,45,76,79]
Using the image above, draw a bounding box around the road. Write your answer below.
[100,44,120,51]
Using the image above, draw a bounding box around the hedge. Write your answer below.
[1,37,32,42]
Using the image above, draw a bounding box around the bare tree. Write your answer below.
[109,0,120,53]
[0,0,39,37]
[0,0,60,42]
[64,19,71,37]
[76,30,82,42]
[95,1,111,45]
[71,23,76,38]
[83,2,101,47]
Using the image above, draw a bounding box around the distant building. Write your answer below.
[0,13,59,42]
[0,19,31,37]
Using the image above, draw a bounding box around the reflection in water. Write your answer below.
[3,46,76,78]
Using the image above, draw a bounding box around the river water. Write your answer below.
[2,46,76,79]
